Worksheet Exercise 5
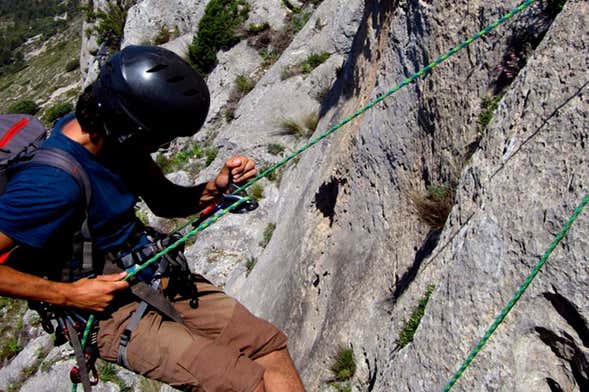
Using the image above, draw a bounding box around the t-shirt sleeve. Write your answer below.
[0,165,82,248]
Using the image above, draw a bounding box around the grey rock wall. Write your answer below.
[228,0,588,391]
[4,0,586,391]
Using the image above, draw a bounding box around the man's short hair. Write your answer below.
[76,85,105,136]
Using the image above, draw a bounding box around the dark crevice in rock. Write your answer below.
[543,291,589,347]
[314,177,347,226]
[535,327,589,390]
[493,0,564,93]
[546,377,564,392]
[364,351,378,391]
[390,229,440,303]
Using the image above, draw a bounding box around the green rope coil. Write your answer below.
[443,192,589,391]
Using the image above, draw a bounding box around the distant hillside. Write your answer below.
[0,0,82,125]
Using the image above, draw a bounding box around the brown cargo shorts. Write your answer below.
[96,275,288,392]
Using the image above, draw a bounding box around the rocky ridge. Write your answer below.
[1,0,587,391]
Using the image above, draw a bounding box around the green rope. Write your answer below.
[443,192,589,391]
[74,1,540,389]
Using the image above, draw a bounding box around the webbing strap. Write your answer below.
[64,317,92,392]
[117,300,148,368]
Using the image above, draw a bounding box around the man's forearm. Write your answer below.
[0,265,69,306]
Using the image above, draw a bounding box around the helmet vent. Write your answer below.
[183,89,198,96]
[167,75,184,83]
[146,64,168,73]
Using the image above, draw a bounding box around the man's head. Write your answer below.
[76,45,210,151]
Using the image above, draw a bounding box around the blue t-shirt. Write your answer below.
[0,114,138,253]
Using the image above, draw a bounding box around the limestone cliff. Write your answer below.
[2,0,587,391]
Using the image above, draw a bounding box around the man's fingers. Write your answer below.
[96,272,128,282]
[109,280,130,291]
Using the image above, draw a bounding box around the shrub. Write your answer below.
[259,223,276,248]
[397,285,435,348]
[330,346,356,382]
[44,101,73,124]
[94,1,127,49]
[65,59,80,72]
[267,143,286,155]
[189,0,250,75]
[410,183,454,229]
[7,99,39,115]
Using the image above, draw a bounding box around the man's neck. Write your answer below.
[62,118,103,155]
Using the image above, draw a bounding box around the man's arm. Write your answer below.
[0,232,128,312]
[129,153,257,218]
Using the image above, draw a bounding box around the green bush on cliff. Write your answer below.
[188,0,250,75]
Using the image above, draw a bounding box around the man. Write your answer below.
[0,45,305,392]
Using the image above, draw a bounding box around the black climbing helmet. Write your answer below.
[92,45,210,148]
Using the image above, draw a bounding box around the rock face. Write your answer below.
[122,0,208,47]
[227,0,589,391]
[5,0,587,391]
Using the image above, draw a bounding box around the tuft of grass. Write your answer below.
[235,74,256,94]
[153,25,172,45]
[397,285,435,348]
[245,256,257,276]
[291,10,312,33]
[155,143,206,173]
[98,360,130,390]
[282,52,330,79]
[280,117,306,138]
[247,22,270,34]
[267,143,286,155]
[188,0,250,75]
[410,183,454,229]
[260,48,280,67]
[249,183,264,201]
[330,346,356,382]
[279,112,320,139]
[477,95,502,133]
[303,111,319,133]
[304,52,330,71]
[259,223,276,248]
[7,99,39,115]
[205,147,219,167]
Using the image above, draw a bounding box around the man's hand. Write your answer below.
[214,156,257,191]
[64,272,129,312]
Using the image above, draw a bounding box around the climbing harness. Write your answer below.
[71,0,588,391]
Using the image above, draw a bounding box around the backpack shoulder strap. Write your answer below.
[30,147,94,274]
[30,147,92,209]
